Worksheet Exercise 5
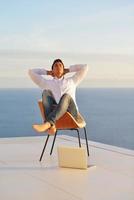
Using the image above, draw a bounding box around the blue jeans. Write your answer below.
[42,90,78,126]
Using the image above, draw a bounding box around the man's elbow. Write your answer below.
[84,64,89,72]
[28,69,33,77]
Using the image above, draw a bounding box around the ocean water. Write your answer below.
[0,88,134,150]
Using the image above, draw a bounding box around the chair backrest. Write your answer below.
[38,100,86,129]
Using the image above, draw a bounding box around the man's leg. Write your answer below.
[42,89,57,120]
[33,93,78,133]
[47,93,78,126]
[33,90,57,133]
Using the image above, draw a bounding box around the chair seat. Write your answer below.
[38,100,86,129]
[55,111,86,129]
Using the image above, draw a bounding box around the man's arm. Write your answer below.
[69,64,88,85]
[64,68,70,75]
[28,68,51,89]
[47,70,53,76]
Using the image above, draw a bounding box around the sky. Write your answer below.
[0,0,134,88]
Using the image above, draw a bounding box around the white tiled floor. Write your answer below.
[0,135,134,200]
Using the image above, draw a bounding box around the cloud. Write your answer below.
[0,3,134,55]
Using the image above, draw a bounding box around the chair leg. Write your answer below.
[76,129,81,147]
[50,130,58,155]
[39,134,50,162]
[84,127,90,156]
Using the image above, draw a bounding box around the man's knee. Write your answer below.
[62,93,70,98]
[42,89,53,97]
[61,93,72,101]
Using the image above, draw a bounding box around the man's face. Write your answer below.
[52,62,64,78]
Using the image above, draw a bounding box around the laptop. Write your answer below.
[57,146,88,169]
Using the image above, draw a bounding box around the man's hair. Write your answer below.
[51,59,65,70]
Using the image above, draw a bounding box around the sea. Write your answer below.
[0,88,134,150]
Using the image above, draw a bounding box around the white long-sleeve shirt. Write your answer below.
[28,64,88,110]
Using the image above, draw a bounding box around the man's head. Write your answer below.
[51,59,64,78]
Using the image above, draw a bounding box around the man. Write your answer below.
[28,59,88,134]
